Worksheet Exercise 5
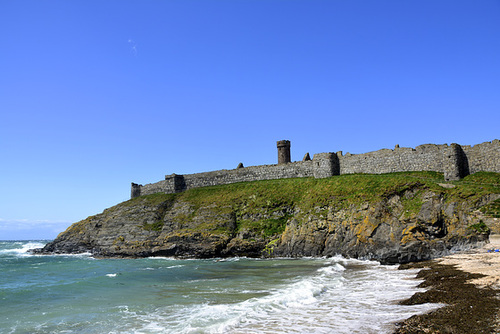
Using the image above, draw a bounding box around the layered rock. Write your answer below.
[272,191,496,264]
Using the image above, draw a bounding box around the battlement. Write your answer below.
[131,139,500,198]
[276,140,291,147]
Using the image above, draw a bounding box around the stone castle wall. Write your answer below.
[135,160,317,197]
[338,144,447,175]
[462,140,500,174]
[132,139,500,198]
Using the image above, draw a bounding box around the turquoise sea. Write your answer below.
[0,241,439,333]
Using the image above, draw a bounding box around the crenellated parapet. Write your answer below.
[131,139,500,198]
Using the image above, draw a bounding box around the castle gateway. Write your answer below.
[131,139,500,198]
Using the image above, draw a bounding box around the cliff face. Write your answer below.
[273,192,495,263]
[37,172,500,264]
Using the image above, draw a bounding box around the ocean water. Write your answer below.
[0,241,439,334]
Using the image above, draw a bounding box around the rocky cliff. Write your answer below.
[36,172,500,264]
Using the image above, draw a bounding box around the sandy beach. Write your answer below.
[439,235,500,288]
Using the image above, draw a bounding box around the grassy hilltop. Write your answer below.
[132,171,500,233]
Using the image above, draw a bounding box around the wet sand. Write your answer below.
[395,235,500,334]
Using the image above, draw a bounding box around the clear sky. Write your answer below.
[1,0,499,240]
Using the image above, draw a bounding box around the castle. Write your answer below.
[131,139,500,198]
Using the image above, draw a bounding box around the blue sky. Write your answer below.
[1,0,499,240]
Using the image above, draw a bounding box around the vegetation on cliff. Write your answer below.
[39,171,500,263]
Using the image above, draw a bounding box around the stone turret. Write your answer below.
[165,174,186,193]
[312,153,340,178]
[277,140,291,164]
[131,183,141,198]
[443,143,470,181]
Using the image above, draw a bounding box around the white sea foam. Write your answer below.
[146,256,177,260]
[0,241,95,259]
[118,257,439,334]
[0,241,47,256]
[214,257,241,262]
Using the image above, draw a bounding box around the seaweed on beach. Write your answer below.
[395,262,500,334]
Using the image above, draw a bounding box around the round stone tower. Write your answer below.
[277,140,291,164]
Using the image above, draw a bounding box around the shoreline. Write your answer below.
[395,235,500,333]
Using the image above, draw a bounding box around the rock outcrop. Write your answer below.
[35,172,500,264]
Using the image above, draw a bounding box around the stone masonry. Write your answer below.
[277,140,291,164]
[131,139,500,198]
